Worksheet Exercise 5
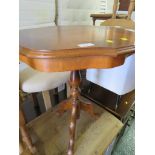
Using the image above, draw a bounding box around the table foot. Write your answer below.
[56,99,72,116]
[56,98,98,118]
[79,101,99,119]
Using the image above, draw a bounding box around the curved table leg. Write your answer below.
[56,99,72,115]
[67,101,78,155]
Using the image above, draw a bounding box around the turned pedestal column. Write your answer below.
[56,70,97,155]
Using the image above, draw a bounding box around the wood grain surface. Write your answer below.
[20,26,134,72]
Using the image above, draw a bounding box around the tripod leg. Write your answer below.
[67,101,78,155]
[80,101,99,118]
[56,99,72,115]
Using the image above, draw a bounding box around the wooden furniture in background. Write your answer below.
[20,62,70,112]
[21,101,123,155]
[91,0,135,25]
[84,4,135,129]
[112,0,135,19]
[112,0,119,19]
[127,0,135,20]
[20,26,135,155]
[93,10,135,118]
[82,85,135,122]
[90,13,128,25]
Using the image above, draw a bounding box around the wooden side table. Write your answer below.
[20,25,135,155]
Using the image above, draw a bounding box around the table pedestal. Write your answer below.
[56,70,97,155]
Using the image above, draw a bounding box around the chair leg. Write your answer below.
[53,88,59,105]
[31,93,41,116]
[66,82,70,98]
[19,140,24,154]
[42,90,52,110]
[112,0,119,19]
[19,107,36,154]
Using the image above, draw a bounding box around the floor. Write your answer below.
[22,89,135,155]
[21,101,123,155]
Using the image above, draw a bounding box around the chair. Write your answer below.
[19,53,70,155]
[19,62,70,111]
[86,0,135,96]
[112,0,135,20]
[19,0,70,112]
[19,90,36,154]
[19,1,70,153]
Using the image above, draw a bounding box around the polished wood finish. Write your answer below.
[56,71,97,155]
[100,0,135,30]
[20,26,134,154]
[21,102,123,155]
[31,93,41,116]
[82,83,135,122]
[67,71,80,155]
[20,53,126,72]
[19,109,36,154]
[20,26,134,72]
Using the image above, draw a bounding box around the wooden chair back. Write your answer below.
[127,0,135,20]
[112,0,135,20]
[101,0,135,30]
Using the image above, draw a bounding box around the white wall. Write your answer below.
[57,0,106,25]
[106,0,114,13]
[19,0,56,29]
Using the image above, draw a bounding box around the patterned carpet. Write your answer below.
[112,119,135,155]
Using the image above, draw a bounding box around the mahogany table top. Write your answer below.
[19,26,135,72]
